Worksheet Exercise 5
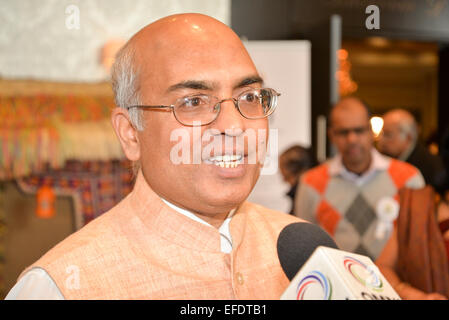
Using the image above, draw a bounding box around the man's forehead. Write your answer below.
[332,104,370,126]
[126,14,260,98]
[384,111,413,125]
[131,14,239,53]
[383,117,401,128]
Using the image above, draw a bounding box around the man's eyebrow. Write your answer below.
[166,76,264,93]
[235,76,264,89]
[167,80,213,93]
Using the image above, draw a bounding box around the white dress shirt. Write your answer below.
[328,148,390,187]
[5,198,235,300]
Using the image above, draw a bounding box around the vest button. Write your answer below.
[236,272,244,285]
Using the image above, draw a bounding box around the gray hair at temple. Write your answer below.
[397,110,418,143]
[386,108,418,143]
[111,42,144,131]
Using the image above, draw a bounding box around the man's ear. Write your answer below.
[405,132,414,144]
[111,108,141,161]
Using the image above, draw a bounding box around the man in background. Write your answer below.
[378,108,445,189]
[279,145,317,215]
[295,97,424,260]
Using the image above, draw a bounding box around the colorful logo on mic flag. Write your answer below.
[343,256,383,292]
[296,270,332,300]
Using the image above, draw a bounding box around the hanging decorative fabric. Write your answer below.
[0,95,124,180]
[18,159,135,227]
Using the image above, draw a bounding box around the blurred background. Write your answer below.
[0,0,448,298]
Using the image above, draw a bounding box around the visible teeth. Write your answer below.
[209,154,243,162]
[213,160,242,168]
[208,154,243,168]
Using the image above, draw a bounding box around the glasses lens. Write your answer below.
[173,95,219,126]
[238,88,277,119]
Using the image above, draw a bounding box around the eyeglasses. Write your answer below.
[333,126,370,137]
[126,87,280,126]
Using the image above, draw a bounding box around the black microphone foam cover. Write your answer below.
[277,222,338,281]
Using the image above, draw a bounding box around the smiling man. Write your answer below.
[6,13,301,299]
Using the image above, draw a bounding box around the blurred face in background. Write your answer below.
[279,154,299,187]
[279,146,315,187]
[329,98,374,174]
[377,111,413,159]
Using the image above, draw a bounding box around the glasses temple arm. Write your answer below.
[126,105,173,110]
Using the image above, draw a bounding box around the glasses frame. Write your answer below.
[332,125,371,137]
[126,87,280,127]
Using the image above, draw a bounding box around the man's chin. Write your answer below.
[191,165,259,211]
[201,189,251,211]
[343,151,366,163]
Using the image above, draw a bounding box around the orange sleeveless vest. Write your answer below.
[20,171,299,299]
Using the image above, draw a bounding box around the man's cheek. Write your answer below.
[168,127,194,165]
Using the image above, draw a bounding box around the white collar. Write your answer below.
[328,148,390,186]
[160,198,235,253]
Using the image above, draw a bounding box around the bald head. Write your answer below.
[130,13,243,54]
[139,14,253,100]
[330,97,371,127]
[111,13,257,129]
[382,109,417,140]
[378,109,418,159]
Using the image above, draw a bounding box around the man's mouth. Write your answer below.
[205,154,244,168]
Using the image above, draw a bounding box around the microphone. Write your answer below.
[277,222,401,300]
[277,222,338,281]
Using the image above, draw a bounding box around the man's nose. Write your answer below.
[212,99,245,136]
[346,131,359,143]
